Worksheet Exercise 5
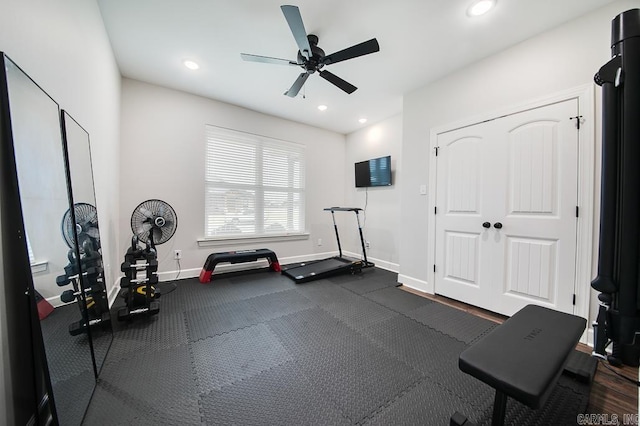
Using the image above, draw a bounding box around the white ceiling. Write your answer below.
[97,0,614,134]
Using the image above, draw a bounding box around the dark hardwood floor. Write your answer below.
[400,286,639,418]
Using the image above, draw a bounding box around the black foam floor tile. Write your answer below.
[199,360,350,426]
[430,356,496,410]
[294,281,355,306]
[322,296,399,333]
[364,286,433,314]
[248,288,314,320]
[83,378,202,425]
[474,376,590,426]
[53,369,95,426]
[190,323,292,393]
[85,267,592,426]
[363,377,481,426]
[364,314,467,377]
[563,350,598,383]
[229,270,295,286]
[267,307,364,359]
[165,274,295,312]
[406,302,498,344]
[294,335,422,423]
[338,276,397,295]
[108,310,188,359]
[185,289,312,341]
[185,297,260,341]
[40,305,96,384]
[85,344,202,425]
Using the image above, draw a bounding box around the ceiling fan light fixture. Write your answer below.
[317,105,328,111]
[467,0,495,17]
[183,60,200,70]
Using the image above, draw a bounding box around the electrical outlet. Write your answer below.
[174,249,182,260]
[317,238,322,246]
[365,241,371,249]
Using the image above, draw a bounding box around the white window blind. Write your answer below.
[205,125,305,238]
[26,232,35,264]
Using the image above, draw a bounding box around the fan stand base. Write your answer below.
[156,281,177,295]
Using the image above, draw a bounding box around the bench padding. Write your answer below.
[459,304,586,409]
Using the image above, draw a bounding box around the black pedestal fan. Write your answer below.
[130,199,178,294]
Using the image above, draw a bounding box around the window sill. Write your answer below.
[197,233,309,247]
[30,260,48,274]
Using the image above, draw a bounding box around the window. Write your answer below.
[205,125,305,239]
[26,232,35,264]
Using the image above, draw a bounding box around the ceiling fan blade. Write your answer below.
[322,38,380,66]
[319,70,357,94]
[281,5,312,60]
[240,53,299,66]
[284,72,310,98]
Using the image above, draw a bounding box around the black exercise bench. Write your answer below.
[451,304,586,426]
[199,248,281,283]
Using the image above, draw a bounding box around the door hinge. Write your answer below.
[570,115,584,130]
[576,206,579,218]
[433,264,436,273]
[435,146,439,156]
[434,206,437,214]
[572,294,576,305]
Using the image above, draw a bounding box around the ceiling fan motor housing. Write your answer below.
[298,34,325,73]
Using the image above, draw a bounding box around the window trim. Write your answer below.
[197,232,309,247]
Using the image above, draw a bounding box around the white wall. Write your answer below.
[0,0,120,423]
[120,78,346,279]
[399,0,637,318]
[344,115,402,271]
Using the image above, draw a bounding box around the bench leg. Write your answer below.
[491,390,508,426]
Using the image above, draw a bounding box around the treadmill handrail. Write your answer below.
[323,207,362,212]
[322,206,370,266]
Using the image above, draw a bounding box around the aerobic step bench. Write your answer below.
[199,248,281,283]
[450,304,586,426]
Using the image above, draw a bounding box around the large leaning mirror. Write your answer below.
[61,110,113,374]
[3,54,96,425]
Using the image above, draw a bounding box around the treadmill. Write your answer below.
[282,207,374,283]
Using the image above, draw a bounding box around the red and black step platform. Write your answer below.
[199,248,281,283]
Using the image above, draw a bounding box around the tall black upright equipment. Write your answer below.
[591,8,640,365]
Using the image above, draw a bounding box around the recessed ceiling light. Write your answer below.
[317,105,328,111]
[183,60,200,70]
[467,0,495,17]
[359,118,368,124]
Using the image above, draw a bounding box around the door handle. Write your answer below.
[482,222,491,229]
[493,222,503,229]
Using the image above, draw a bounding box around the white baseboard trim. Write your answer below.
[45,294,70,309]
[585,328,594,347]
[108,281,120,307]
[397,274,431,294]
[342,251,399,273]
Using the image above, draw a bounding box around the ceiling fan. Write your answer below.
[240,5,380,97]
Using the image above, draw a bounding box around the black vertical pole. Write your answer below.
[354,210,369,266]
[330,209,342,258]
[613,10,640,344]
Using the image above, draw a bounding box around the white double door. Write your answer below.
[434,99,579,316]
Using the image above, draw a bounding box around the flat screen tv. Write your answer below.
[355,155,392,188]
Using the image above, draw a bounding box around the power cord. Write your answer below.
[597,359,640,387]
[363,187,368,227]
[175,258,181,280]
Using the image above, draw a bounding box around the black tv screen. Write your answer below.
[355,155,392,188]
